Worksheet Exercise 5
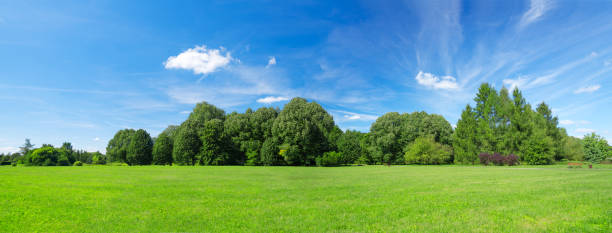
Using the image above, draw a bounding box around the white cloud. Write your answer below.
[164,45,232,75]
[256,96,289,104]
[415,71,459,90]
[266,56,276,68]
[576,128,596,133]
[519,0,552,28]
[503,76,529,90]
[179,110,191,114]
[0,146,19,153]
[560,120,591,125]
[574,85,601,94]
[334,110,378,122]
[93,137,100,142]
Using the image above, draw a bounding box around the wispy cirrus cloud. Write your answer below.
[574,85,601,94]
[519,0,552,29]
[164,45,232,75]
[415,71,459,90]
[576,128,596,134]
[333,110,378,122]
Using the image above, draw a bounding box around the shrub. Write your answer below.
[57,155,70,166]
[491,153,505,166]
[404,136,452,165]
[505,154,519,166]
[479,153,491,165]
[73,161,83,166]
[316,151,342,167]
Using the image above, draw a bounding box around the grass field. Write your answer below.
[1,165,610,232]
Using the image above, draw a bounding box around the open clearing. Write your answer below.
[1,165,610,232]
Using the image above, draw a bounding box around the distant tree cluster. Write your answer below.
[98,84,610,167]
[0,139,106,166]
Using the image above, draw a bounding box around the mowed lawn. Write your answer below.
[0,166,610,232]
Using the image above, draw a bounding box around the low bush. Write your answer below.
[480,152,519,166]
[491,153,505,166]
[505,154,519,166]
[73,161,83,166]
[479,153,491,166]
[316,151,342,167]
[404,136,452,165]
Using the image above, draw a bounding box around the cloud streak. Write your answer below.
[519,0,552,28]
[574,85,601,94]
[257,96,288,104]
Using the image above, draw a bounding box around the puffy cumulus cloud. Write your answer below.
[256,96,289,104]
[574,85,601,94]
[164,45,232,75]
[266,56,276,68]
[415,71,459,90]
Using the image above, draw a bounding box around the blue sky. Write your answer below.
[1,0,611,153]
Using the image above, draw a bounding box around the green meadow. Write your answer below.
[1,165,610,232]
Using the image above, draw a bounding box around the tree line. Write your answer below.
[0,139,106,166]
[102,83,609,166]
[2,83,609,166]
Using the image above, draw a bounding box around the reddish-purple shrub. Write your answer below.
[479,153,491,165]
[505,154,519,166]
[491,153,505,166]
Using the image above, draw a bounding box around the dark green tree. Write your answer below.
[271,98,336,165]
[153,133,173,165]
[126,129,153,165]
[106,129,135,163]
[453,105,479,164]
[337,130,364,164]
[172,123,201,165]
[199,119,228,165]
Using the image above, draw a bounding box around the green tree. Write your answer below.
[271,98,336,165]
[199,119,228,165]
[92,151,106,165]
[582,133,609,163]
[536,102,564,160]
[152,133,173,165]
[368,112,402,164]
[126,129,153,165]
[260,138,281,165]
[453,105,479,164]
[26,146,60,166]
[185,101,225,132]
[106,129,135,163]
[19,138,35,155]
[161,125,180,142]
[337,130,364,164]
[560,136,584,161]
[172,124,201,165]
